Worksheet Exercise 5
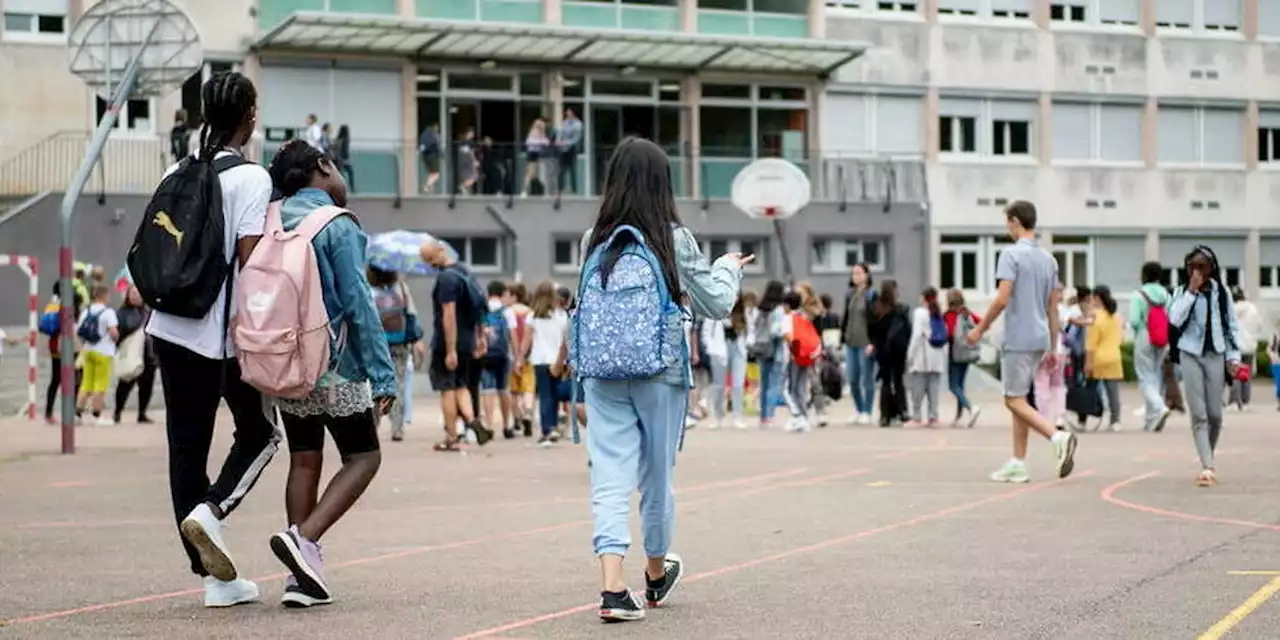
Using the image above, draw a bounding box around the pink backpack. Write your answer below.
[234,202,354,399]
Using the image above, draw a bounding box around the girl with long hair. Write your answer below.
[1084,285,1124,431]
[575,138,748,621]
[264,140,398,608]
[529,280,568,446]
[906,287,947,426]
[367,265,425,442]
[943,288,982,428]
[113,284,157,424]
[521,118,549,197]
[868,279,910,426]
[752,280,788,428]
[841,263,877,424]
[708,295,749,429]
[506,282,535,437]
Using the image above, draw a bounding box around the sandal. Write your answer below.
[433,438,461,452]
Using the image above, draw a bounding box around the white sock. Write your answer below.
[1050,431,1069,444]
[1008,458,1025,468]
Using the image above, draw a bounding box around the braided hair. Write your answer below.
[267,139,328,198]
[198,72,257,162]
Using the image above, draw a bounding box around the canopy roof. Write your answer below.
[255,12,866,77]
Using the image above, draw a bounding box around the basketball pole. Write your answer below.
[56,28,153,454]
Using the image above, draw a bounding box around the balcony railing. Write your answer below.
[0,131,169,198]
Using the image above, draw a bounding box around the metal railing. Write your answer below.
[0,131,168,197]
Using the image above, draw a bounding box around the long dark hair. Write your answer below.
[758,280,786,314]
[583,138,682,301]
[874,279,900,317]
[850,263,873,290]
[922,286,941,317]
[197,72,257,162]
[1093,285,1118,315]
[730,295,747,334]
[268,139,329,198]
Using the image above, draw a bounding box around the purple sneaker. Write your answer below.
[270,526,332,607]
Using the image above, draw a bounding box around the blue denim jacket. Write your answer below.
[1168,280,1242,363]
[279,188,398,398]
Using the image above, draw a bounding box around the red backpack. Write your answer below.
[1141,291,1170,348]
[789,312,822,367]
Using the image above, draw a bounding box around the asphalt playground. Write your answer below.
[2,386,1279,639]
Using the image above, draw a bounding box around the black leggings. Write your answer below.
[281,409,380,458]
[45,357,83,419]
[114,362,157,420]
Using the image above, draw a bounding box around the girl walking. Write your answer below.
[749,281,788,429]
[1084,286,1124,431]
[113,285,158,424]
[368,266,424,442]
[573,138,748,621]
[529,281,569,446]
[868,280,910,427]
[906,287,947,426]
[263,140,398,608]
[715,297,749,429]
[943,289,982,428]
[841,264,877,424]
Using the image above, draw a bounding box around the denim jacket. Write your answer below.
[279,188,398,398]
[580,225,743,387]
[1168,279,1242,363]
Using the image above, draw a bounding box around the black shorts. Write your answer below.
[429,351,475,391]
[281,409,379,457]
[421,152,440,173]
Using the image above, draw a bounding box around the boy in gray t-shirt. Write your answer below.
[965,201,1078,484]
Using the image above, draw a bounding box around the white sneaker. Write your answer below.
[203,576,259,608]
[93,415,114,427]
[733,419,748,430]
[856,413,871,426]
[709,418,722,430]
[180,503,238,581]
[965,406,982,429]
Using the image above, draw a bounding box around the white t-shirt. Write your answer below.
[79,303,120,357]
[146,150,272,360]
[529,309,568,366]
[0,327,6,357]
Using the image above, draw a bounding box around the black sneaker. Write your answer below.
[470,421,494,446]
[599,589,645,622]
[137,414,153,424]
[644,553,684,607]
[522,418,533,437]
[503,426,516,439]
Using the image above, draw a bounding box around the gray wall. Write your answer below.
[0,194,927,326]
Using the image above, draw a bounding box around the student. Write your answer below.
[113,284,157,424]
[263,140,398,608]
[506,282,535,437]
[1229,285,1263,412]
[701,299,747,429]
[1268,319,1280,412]
[1084,285,1124,431]
[419,240,494,451]
[868,280,910,427]
[1033,283,1068,431]
[74,284,119,425]
[481,280,516,438]
[841,263,877,424]
[368,266,424,442]
[967,201,1078,483]
[749,281,788,429]
[574,138,748,622]
[906,287,947,426]
[781,291,820,432]
[144,72,280,607]
[1168,246,1244,487]
[43,283,84,424]
[528,281,568,446]
[943,288,982,428]
[1130,263,1172,431]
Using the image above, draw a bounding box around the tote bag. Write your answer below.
[115,331,146,383]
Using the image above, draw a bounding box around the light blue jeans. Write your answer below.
[1132,334,1167,430]
[844,345,877,415]
[707,347,747,419]
[586,377,687,558]
[758,357,783,421]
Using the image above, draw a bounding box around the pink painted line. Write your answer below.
[452,471,1095,639]
[1100,471,1280,533]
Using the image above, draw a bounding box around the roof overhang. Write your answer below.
[254,12,867,78]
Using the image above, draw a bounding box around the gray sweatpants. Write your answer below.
[1181,351,1225,470]
[908,371,942,421]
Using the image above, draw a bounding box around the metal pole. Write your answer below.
[57,57,144,454]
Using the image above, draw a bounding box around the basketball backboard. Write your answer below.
[68,0,202,100]
[730,158,812,220]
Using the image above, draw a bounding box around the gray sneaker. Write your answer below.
[270,526,332,607]
[1055,432,1078,479]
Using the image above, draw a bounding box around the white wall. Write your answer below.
[260,62,404,146]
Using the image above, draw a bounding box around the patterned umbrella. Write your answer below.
[366,230,458,276]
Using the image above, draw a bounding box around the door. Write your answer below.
[591,105,622,194]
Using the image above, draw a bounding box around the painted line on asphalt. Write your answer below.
[0,464,860,626]
[1100,471,1280,533]
[1229,571,1280,576]
[1197,576,1280,640]
[452,470,1095,640]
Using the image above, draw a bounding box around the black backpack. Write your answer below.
[128,155,248,319]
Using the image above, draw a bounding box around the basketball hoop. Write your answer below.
[731,158,811,221]
[55,0,202,454]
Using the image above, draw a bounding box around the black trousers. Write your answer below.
[155,338,280,576]
[877,358,908,423]
[114,361,157,420]
[45,356,83,419]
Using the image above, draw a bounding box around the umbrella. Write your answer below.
[367,230,457,276]
[114,266,132,293]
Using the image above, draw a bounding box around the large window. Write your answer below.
[1051,102,1143,163]
[698,0,805,12]
[822,94,923,157]
[1259,110,1280,163]
[439,237,503,272]
[1,0,66,40]
[1156,105,1245,165]
[1155,0,1240,33]
[1051,236,1093,290]
[811,238,885,273]
[1259,265,1280,290]
[938,0,1032,20]
[700,83,808,160]
[95,96,155,135]
[701,238,767,273]
[1050,0,1139,26]
[939,236,1090,295]
[939,98,1035,159]
[553,238,583,273]
[938,237,981,291]
[1262,0,1280,38]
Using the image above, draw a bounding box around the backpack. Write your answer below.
[1140,291,1170,348]
[748,309,777,360]
[39,306,60,336]
[485,305,511,363]
[950,312,980,363]
[1065,323,1086,357]
[1168,281,1234,364]
[789,312,821,367]
[571,224,677,381]
[233,202,354,399]
[927,314,949,347]
[820,355,843,400]
[129,155,249,319]
[374,285,408,345]
[77,307,103,344]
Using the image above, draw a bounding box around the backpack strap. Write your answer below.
[265,200,285,236]
[212,155,249,174]
[295,204,357,240]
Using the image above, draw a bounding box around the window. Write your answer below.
[821,94,924,157]
[873,1,917,12]
[1262,0,1280,38]
[939,98,1035,159]
[1051,237,1093,290]
[701,238,766,272]
[2,0,66,38]
[938,0,1031,19]
[811,238,885,273]
[1051,102,1142,163]
[95,97,156,134]
[1156,0,1239,32]
[825,0,860,7]
[1049,2,1085,22]
[991,120,1030,156]
[1259,111,1280,163]
[698,0,803,11]
[1260,265,1280,289]
[439,237,502,272]
[939,238,981,291]
[700,83,808,161]
[939,114,977,153]
[1050,0,1139,26]
[1157,105,1245,165]
[939,236,1080,295]
[553,238,582,272]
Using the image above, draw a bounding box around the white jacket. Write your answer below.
[906,307,948,374]
[1235,301,1264,351]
